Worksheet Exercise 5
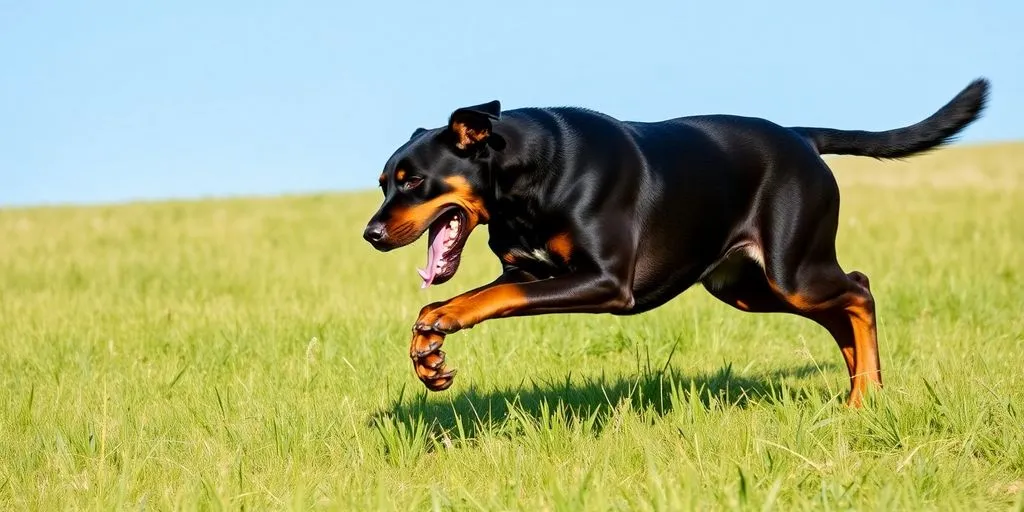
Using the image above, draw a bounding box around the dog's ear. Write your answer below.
[410,127,428,140]
[448,100,501,150]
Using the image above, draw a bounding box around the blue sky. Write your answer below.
[2,1,1021,207]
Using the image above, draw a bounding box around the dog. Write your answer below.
[363,79,989,406]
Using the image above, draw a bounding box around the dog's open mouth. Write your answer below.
[417,207,470,288]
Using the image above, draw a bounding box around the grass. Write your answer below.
[2,142,1023,510]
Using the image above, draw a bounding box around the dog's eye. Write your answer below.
[402,176,424,190]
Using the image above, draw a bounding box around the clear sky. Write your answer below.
[2,1,1021,207]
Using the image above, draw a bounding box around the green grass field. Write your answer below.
[2,142,1023,511]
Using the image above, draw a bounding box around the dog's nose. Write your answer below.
[363,222,387,243]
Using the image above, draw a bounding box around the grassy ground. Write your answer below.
[2,142,1023,511]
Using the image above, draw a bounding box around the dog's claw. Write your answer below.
[414,363,438,379]
[423,369,457,391]
[415,361,458,392]
[415,322,439,333]
[421,351,446,370]
[414,321,455,335]
[414,340,441,358]
[424,376,454,391]
[434,368,456,380]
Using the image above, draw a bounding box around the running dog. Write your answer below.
[363,79,989,406]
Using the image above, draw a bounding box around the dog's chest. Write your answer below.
[487,219,568,276]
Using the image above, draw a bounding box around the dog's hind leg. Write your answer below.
[773,264,880,407]
[703,248,881,407]
[703,161,882,406]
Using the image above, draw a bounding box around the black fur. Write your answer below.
[365,78,991,404]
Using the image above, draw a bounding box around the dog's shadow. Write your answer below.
[372,360,840,441]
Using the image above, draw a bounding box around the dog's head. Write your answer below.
[363,100,502,288]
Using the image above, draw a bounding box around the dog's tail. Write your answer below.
[790,78,990,159]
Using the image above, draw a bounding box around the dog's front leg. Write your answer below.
[410,269,632,391]
[409,268,534,391]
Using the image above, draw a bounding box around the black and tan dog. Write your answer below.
[363,79,989,406]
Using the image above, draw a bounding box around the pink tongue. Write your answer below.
[417,224,450,288]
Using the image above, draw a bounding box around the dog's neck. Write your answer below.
[486,111,559,205]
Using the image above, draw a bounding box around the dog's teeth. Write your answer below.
[448,230,457,240]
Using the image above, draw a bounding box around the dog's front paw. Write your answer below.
[409,330,457,391]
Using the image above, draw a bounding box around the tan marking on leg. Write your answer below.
[845,298,881,407]
[765,274,881,407]
[421,284,529,332]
